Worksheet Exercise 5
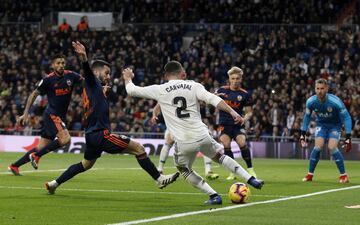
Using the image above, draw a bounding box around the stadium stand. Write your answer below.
[0,1,359,139]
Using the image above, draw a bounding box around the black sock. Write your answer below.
[241,146,252,168]
[224,148,234,159]
[210,193,219,198]
[136,153,160,180]
[12,148,37,167]
[56,162,85,185]
[35,139,61,157]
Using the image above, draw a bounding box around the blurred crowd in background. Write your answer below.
[0,0,359,140]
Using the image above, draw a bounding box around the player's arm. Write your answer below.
[243,106,253,124]
[300,99,312,147]
[17,89,40,126]
[72,41,95,85]
[122,68,158,99]
[339,101,352,152]
[150,103,161,125]
[196,83,243,124]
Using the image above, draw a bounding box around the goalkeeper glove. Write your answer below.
[299,130,309,148]
[342,134,352,153]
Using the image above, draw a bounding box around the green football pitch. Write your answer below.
[0,152,359,225]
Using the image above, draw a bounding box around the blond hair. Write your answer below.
[227,66,243,76]
[315,78,328,85]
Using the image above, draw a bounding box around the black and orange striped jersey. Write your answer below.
[216,86,253,125]
[36,70,82,118]
[81,61,111,133]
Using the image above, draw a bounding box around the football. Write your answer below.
[228,182,250,204]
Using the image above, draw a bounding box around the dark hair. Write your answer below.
[51,54,66,62]
[91,59,111,70]
[164,60,183,74]
[315,78,328,85]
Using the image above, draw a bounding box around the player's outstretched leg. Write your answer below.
[331,148,349,183]
[157,143,173,173]
[223,148,236,180]
[303,147,321,182]
[218,154,264,189]
[178,167,222,205]
[8,148,37,176]
[203,156,219,180]
[45,161,87,194]
[136,152,179,189]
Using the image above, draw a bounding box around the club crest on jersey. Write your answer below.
[327,107,333,112]
[332,130,338,136]
[66,79,72,86]
[237,95,242,101]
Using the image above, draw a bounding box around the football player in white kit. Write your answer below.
[151,103,220,180]
[123,61,264,205]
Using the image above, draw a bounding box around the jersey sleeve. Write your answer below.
[301,98,313,132]
[82,61,96,86]
[125,82,159,100]
[337,101,352,135]
[72,71,84,84]
[36,78,48,95]
[195,83,222,107]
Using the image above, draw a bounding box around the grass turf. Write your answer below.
[0,152,359,225]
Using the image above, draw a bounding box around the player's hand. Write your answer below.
[102,85,111,95]
[230,111,244,124]
[17,114,29,126]
[72,41,87,61]
[215,92,227,98]
[149,115,158,125]
[342,135,352,153]
[122,68,134,81]
[299,131,308,148]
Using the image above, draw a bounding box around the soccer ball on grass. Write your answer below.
[228,182,250,204]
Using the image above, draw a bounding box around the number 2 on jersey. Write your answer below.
[173,96,190,118]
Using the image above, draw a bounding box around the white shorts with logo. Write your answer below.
[173,134,223,169]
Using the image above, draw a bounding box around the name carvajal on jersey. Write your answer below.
[166,83,192,92]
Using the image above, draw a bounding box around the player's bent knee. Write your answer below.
[211,152,222,163]
[81,159,96,170]
[58,136,70,146]
[127,140,146,155]
[57,131,71,146]
[176,166,191,176]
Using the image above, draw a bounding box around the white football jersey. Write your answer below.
[126,80,222,143]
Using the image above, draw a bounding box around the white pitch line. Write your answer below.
[0,185,287,198]
[108,185,360,225]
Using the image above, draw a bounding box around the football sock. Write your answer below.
[309,147,321,173]
[219,155,251,181]
[35,139,61,157]
[240,146,252,168]
[137,153,161,180]
[203,156,212,175]
[12,148,37,167]
[182,169,217,195]
[158,143,172,172]
[224,147,234,159]
[331,148,346,174]
[56,162,85,185]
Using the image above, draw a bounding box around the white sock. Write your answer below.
[182,169,217,195]
[49,180,59,187]
[219,155,252,181]
[158,143,172,171]
[203,156,212,175]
